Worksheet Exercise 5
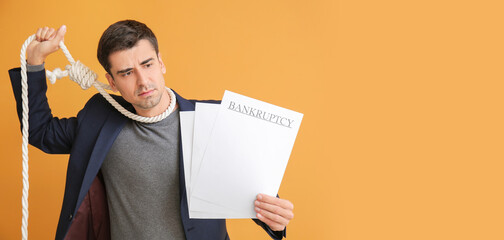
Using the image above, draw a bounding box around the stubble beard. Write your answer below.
[137,91,163,110]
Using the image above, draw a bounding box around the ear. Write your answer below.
[158,52,166,74]
[105,73,118,92]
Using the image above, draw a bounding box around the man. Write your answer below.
[10,20,294,239]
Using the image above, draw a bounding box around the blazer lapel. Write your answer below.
[74,109,128,215]
[174,90,196,112]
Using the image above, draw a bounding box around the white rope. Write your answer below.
[20,34,34,240]
[19,34,176,240]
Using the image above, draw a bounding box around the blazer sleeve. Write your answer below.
[9,67,82,154]
[253,219,287,239]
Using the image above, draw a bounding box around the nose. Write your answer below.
[136,69,149,86]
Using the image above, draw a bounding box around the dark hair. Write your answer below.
[97,20,159,75]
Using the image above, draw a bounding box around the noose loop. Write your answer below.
[44,40,176,123]
[19,34,176,240]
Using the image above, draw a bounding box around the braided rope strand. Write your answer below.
[20,34,35,240]
[19,34,176,240]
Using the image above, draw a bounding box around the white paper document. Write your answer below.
[180,90,303,218]
[181,104,243,218]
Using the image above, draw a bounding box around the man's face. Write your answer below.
[106,39,169,117]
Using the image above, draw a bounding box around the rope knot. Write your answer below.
[46,68,68,84]
[67,61,97,90]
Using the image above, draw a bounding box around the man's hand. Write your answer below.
[26,25,67,65]
[255,194,294,231]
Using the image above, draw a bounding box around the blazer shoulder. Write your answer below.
[188,99,221,104]
[84,93,132,111]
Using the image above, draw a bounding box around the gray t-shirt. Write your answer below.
[101,108,185,240]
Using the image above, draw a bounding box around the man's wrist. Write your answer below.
[26,52,46,66]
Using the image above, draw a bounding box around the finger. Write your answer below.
[257,194,294,210]
[255,200,294,220]
[52,25,66,43]
[255,204,290,226]
[35,28,43,41]
[45,28,55,41]
[256,211,287,232]
[40,27,49,41]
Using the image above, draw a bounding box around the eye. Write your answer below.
[145,63,153,68]
[122,71,132,77]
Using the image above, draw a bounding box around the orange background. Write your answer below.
[1,0,503,239]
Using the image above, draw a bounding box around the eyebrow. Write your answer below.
[141,57,154,65]
[115,58,155,75]
[116,68,133,75]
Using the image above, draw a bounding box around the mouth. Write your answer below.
[138,89,155,97]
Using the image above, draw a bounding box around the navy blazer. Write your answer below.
[9,68,285,240]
